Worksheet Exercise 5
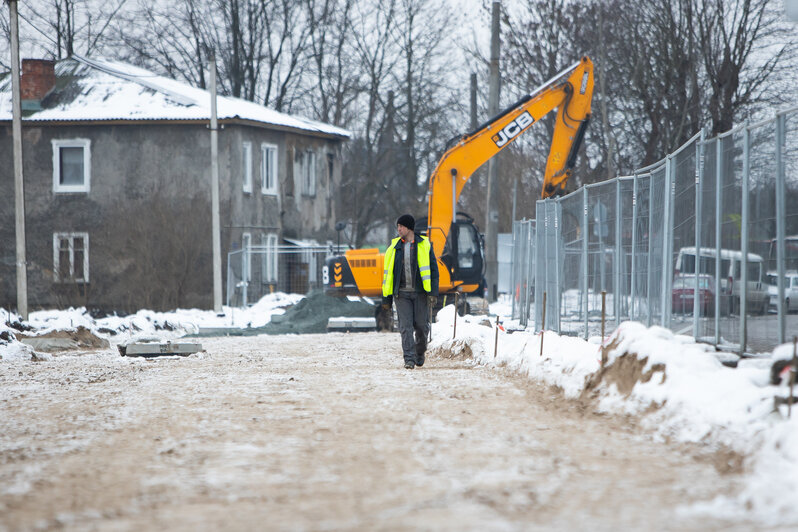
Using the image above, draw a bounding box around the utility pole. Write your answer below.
[209,53,223,313]
[484,0,501,302]
[470,73,477,130]
[8,0,28,320]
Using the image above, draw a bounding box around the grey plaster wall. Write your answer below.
[0,121,345,313]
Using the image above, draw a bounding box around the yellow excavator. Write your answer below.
[323,56,594,318]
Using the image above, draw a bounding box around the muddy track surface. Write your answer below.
[0,333,761,531]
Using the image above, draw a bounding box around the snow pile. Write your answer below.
[0,292,304,357]
[429,307,798,525]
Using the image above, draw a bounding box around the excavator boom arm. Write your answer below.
[426,56,593,258]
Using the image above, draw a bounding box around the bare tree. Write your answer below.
[110,0,212,89]
[697,0,793,134]
[305,0,360,127]
[14,0,130,59]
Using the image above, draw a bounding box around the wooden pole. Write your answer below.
[494,315,500,358]
[601,291,607,343]
[453,292,459,339]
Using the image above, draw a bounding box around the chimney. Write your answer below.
[21,59,56,110]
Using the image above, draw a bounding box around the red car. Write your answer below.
[672,274,714,315]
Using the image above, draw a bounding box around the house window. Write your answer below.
[242,232,252,282]
[52,139,91,193]
[302,150,316,196]
[261,143,278,195]
[242,142,253,193]
[53,232,89,282]
[263,233,278,283]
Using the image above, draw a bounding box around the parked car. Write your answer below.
[674,247,769,315]
[766,270,798,313]
[672,274,715,315]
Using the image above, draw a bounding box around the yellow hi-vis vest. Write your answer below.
[382,236,432,297]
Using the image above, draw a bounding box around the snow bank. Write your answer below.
[429,306,798,526]
[0,292,304,358]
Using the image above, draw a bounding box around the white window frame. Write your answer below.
[242,141,253,193]
[265,233,278,283]
[242,232,252,282]
[261,143,278,195]
[53,232,89,282]
[52,138,91,193]
[302,150,316,196]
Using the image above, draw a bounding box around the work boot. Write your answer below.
[404,361,415,369]
[416,352,425,367]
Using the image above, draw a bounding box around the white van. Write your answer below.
[675,247,769,315]
[766,270,798,313]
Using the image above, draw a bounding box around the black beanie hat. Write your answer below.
[396,214,415,231]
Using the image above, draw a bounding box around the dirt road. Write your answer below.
[0,333,758,531]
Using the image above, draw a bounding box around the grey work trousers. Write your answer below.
[395,291,429,365]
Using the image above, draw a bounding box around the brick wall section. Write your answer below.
[21,59,55,101]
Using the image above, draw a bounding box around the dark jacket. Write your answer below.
[382,237,439,307]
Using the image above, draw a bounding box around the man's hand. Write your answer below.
[382,302,391,311]
[427,295,437,308]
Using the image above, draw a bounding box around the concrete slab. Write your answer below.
[326,317,376,332]
[120,342,202,357]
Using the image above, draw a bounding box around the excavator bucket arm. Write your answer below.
[425,56,594,259]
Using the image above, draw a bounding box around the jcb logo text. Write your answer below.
[492,111,534,148]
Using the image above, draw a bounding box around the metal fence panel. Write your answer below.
[670,138,699,335]
[515,108,793,352]
[558,192,584,335]
[226,245,339,307]
[618,178,635,324]
[511,219,535,326]
[648,165,667,326]
[588,181,618,329]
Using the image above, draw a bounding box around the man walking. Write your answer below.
[382,214,439,369]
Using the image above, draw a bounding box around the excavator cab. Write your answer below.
[417,212,485,292]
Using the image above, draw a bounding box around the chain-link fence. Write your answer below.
[513,105,798,353]
[226,243,344,307]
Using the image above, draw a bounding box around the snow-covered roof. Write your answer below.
[0,56,350,139]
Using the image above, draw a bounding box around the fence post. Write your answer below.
[526,220,535,326]
[535,201,544,331]
[554,201,563,334]
[630,173,639,320]
[647,173,654,327]
[715,136,723,346]
[615,178,622,326]
[540,291,547,357]
[583,187,590,339]
[510,220,523,325]
[693,130,705,339]
[776,112,787,344]
[661,155,673,327]
[740,126,750,354]
[526,220,532,326]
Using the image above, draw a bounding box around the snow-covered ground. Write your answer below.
[1,292,797,526]
[431,304,798,526]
